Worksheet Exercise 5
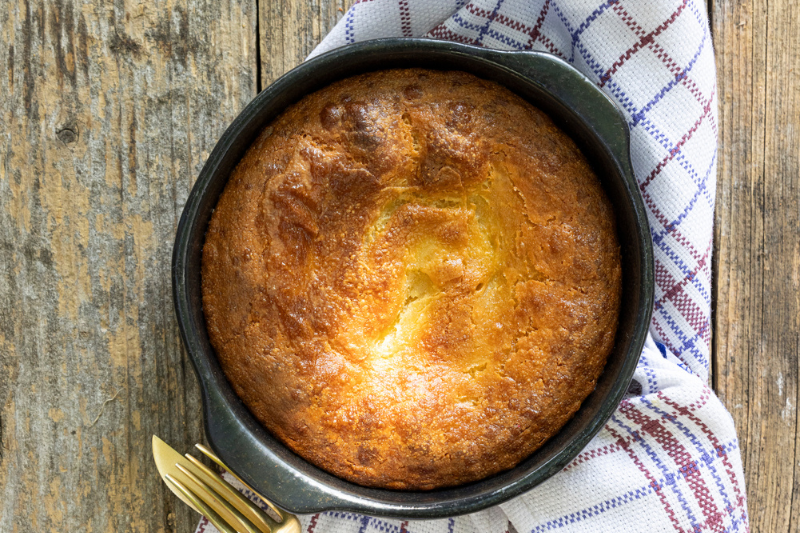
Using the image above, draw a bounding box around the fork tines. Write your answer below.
[152,435,300,533]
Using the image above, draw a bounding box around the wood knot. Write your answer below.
[56,126,78,145]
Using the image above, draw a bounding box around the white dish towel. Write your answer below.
[195,1,749,531]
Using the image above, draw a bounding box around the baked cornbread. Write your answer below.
[202,69,621,490]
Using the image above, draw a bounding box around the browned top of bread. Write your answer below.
[201,69,621,490]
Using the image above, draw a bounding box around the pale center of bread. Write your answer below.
[336,164,536,409]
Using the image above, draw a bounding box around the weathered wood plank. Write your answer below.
[0,1,256,531]
[259,0,352,87]
[712,0,800,530]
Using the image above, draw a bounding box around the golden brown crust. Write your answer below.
[201,69,622,490]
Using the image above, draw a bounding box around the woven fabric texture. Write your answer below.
[195,1,749,531]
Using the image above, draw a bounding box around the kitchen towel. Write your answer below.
[195,1,749,531]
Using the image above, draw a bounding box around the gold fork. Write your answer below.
[152,436,301,533]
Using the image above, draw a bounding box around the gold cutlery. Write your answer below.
[152,435,301,533]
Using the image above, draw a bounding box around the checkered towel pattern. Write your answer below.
[195,1,749,531]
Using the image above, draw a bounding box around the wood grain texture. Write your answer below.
[712,0,800,531]
[259,0,352,86]
[0,0,256,531]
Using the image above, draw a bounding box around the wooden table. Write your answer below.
[0,1,796,531]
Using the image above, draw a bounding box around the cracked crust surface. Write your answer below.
[201,69,622,490]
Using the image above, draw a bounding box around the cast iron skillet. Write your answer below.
[173,38,654,520]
